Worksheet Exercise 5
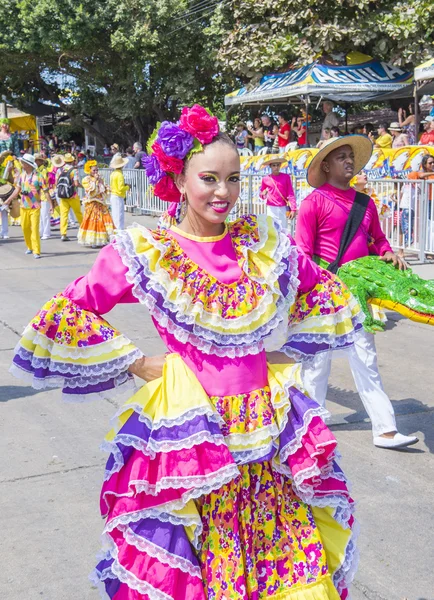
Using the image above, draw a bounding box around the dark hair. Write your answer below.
[363,122,374,134]
[378,123,388,131]
[330,126,340,135]
[421,154,434,171]
[278,111,289,122]
[183,132,237,174]
[126,146,133,154]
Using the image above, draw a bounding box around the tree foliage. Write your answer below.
[0,0,229,144]
[211,0,434,80]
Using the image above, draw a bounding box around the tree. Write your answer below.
[210,0,434,80]
[0,0,231,144]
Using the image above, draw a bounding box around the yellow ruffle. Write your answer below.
[115,215,300,338]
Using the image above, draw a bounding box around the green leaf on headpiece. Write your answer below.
[187,137,203,159]
[146,123,160,155]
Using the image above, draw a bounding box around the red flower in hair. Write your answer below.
[151,142,184,174]
[154,175,182,203]
[179,104,219,145]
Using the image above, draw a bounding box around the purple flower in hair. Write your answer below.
[157,121,194,159]
[142,154,164,184]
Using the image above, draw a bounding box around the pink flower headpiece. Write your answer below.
[142,104,220,202]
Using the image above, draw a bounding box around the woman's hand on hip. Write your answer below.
[128,355,166,382]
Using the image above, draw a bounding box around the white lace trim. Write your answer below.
[9,362,137,403]
[281,322,365,362]
[89,569,112,600]
[130,463,239,496]
[102,430,228,468]
[13,343,143,379]
[104,464,240,534]
[114,225,286,332]
[113,217,300,355]
[224,423,279,447]
[111,556,174,600]
[20,326,134,359]
[110,402,224,432]
[119,525,202,579]
[333,519,360,594]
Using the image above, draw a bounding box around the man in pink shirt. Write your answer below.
[260,157,296,228]
[295,136,418,450]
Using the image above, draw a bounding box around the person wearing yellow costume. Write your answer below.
[109,154,130,230]
[78,160,115,248]
[53,153,83,242]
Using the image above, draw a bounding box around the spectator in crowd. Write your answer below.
[125,146,136,169]
[261,114,276,151]
[351,124,364,135]
[374,124,393,149]
[316,128,331,149]
[398,104,416,145]
[321,101,339,139]
[277,112,291,149]
[234,122,248,150]
[389,123,409,148]
[111,143,121,156]
[133,142,145,168]
[330,126,340,138]
[271,123,280,153]
[103,144,111,157]
[408,154,434,258]
[259,157,296,227]
[247,118,265,154]
[77,152,87,167]
[419,117,434,146]
[291,114,307,147]
[363,123,375,137]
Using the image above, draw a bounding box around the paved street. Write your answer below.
[1,214,433,600]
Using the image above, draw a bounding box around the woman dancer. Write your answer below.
[11,105,363,600]
[78,160,114,248]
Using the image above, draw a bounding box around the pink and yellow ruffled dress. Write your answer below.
[11,215,363,600]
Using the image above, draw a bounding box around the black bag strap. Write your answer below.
[327,191,370,274]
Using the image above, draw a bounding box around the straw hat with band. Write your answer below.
[51,155,65,168]
[307,135,373,189]
[0,183,20,218]
[63,153,75,164]
[34,153,47,164]
[110,155,129,169]
[20,153,37,169]
[262,156,287,167]
[389,122,402,132]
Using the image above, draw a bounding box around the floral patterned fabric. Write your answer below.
[198,462,333,600]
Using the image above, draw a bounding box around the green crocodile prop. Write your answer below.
[318,256,434,333]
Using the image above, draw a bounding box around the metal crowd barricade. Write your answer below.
[76,166,432,262]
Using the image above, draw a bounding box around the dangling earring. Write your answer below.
[180,193,188,220]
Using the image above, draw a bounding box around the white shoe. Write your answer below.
[1,235,10,239]
[41,235,51,240]
[373,432,419,449]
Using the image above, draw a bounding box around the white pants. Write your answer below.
[266,205,287,229]
[0,207,8,237]
[39,201,51,238]
[110,195,125,230]
[302,329,397,437]
[68,208,78,225]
